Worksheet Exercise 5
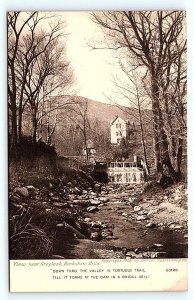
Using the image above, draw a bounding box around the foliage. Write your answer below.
[9,209,53,259]
[113,137,134,161]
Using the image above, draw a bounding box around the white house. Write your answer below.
[110,116,127,144]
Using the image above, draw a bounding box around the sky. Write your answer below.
[62,12,119,104]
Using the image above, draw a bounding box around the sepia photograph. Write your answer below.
[8,11,187,263]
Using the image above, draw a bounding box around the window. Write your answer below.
[116,124,118,128]
[116,132,118,136]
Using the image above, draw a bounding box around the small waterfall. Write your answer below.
[107,162,145,184]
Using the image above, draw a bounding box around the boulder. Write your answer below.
[14,187,29,197]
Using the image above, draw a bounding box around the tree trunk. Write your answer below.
[137,96,150,176]
[31,106,37,143]
[151,75,182,183]
[10,105,18,155]
[150,76,163,179]
[18,107,22,142]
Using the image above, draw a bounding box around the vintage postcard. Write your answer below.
[8,11,187,292]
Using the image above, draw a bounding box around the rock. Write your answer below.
[73,200,89,207]
[101,191,107,195]
[82,190,88,194]
[134,206,142,212]
[169,223,176,229]
[90,191,97,196]
[48,182,53,189]
[45,208,51,212]
[138,210,148,215]
[184,234,188,239]
[101,197,109,203]
[84,217,92,223]
[156,252,167,258]
[51,196,59,201]
[53,202,69,208]
[94,183,101,192]
[56,223,64,227]
[101,223,109,229]
[136,215,147,221]
[90,199,101,206]
[91,221,102,228]
[87,206,99,213]
[90,232,101,241]
[105,236,118,240]
[125,251,135,258]
[125,251,143,259]
[153,243,163,248]
[73,187,81,195]
[142,230,148,237]
[98,203,105,207]
[26,185,36,191]
[14,187,29,197]
[13,194,21,201]
[134,248,141,254]
[173,225,183,229]
[151,208,159,214]
[51,255,65,259]
[150,251,167,258]
[122,212,128,218]
[101,229,113,238]
[146,222,157,228]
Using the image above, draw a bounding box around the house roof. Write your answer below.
[111,115,136,127]
[110,115,126,125]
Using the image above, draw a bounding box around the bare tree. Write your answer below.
[8,12,74,152]
[8,12,37,152]
[72,99,91,160]
[91,11,186,181]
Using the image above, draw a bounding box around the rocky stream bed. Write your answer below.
[10,181,188,260]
